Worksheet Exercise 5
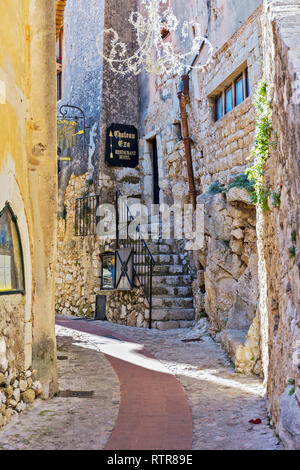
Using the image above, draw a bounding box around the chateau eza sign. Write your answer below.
[105,123,139,168]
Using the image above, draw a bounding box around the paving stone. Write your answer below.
[0,317,283,450]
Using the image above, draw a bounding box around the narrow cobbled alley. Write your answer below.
[0,317,281,450]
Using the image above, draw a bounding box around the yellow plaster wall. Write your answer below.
[0,0,58,396]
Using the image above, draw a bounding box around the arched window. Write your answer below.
[0,203,25,295]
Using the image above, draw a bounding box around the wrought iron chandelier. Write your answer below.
[96,0,214,76]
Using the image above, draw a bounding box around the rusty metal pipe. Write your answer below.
[177,74,197,209]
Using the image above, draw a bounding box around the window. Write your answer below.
[216,95,223,121]
[235,75,244,106]
[215,66,250,121]
[161,27,170,40]
[0,204,25,295]
[56,27,63,101]
[225,87,233,113]
[100,253,115,290]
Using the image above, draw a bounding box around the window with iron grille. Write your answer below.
[75,195,100,237]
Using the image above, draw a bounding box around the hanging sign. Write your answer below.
[105,123,139,168]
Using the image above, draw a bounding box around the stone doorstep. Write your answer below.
[219,329,248,363]
[151,308,195,322]
[154,320,194,330]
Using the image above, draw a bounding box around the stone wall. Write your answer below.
[0,364,42,428]
[55,0,147,327]
[260,0,300,449]
[139,6,263,368]
[196,188,261,376]
[55,173,149,327]
[58,0,105,214]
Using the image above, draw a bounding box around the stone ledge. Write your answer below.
[278,388,300,450]
[220,329,248,363]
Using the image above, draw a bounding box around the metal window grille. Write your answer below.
[75,195,100,237]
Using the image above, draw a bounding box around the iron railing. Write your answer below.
[74,191,155,328]
[75,195,100,237]
[116,190,155,329]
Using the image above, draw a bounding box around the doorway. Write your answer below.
[151,137,160,205]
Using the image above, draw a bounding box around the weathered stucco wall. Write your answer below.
[56,0,146,327]
[260,0,300,449]
[0,0,58,427]
[58,0,105,214]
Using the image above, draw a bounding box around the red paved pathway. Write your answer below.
[56,317,193,450]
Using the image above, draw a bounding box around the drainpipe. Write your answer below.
[177,74,197,209]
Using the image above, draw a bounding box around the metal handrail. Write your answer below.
[74,191,155,329]
[116,190,155,329]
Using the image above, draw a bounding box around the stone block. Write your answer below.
[21,389,35,404]
[0,373,5,387]
[179,321,194,329]
[227,187,251,205]
[156,321,180,331]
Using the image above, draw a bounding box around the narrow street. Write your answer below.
[0,317,282,450]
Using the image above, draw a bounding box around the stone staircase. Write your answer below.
[141,216,195,330]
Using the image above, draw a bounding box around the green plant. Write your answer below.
[62,205,67,221]
[270,130,278,150]
[289,387,295,396]
[289,246,296,259]
[245,80,274,211]
[287,378,295,386]
[199,310,208,319]
[226,174,256,196]
[291,230,297,244]
[272,189,281,208]
[39,410,54,417]
[209,181,224,194]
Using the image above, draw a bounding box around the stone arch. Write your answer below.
[0,202,25,294]
[0,155,33,370]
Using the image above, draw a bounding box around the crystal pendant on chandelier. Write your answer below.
[96,0,214,76]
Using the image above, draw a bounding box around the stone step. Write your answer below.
[152,285,193,297]
[152,275,193,287]
[147,240,174,254]
[147,243,174,254]
[140,222,161,230]
[135,253,182,267]
[154,264,188,275]
[148,213,161,222]
[155,320,195,331]
[151,308,195,322]
[152,253,183,265]
[152,297,194,308]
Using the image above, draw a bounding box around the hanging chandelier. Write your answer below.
[96,0,214,76]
